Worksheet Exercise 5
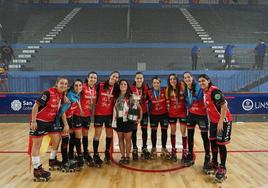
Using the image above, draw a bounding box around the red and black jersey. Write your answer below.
[166,81,186,118]
[130,84,149,114]
[189,99,206,116]
[95,82,115,116]
[74,83,96,117]
[203,85,232,123]
[36,87,63,122]
[65,102,79,119]
[148,88,167,115]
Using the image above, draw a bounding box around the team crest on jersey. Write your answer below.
[214,94,221,100]
[41,94,47,101]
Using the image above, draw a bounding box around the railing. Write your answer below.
[3,70,268,92]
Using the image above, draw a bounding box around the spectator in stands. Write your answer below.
[191,46,200,70]
[0,58,9,92]
[0,41,15,65]
[253,39,267,70]
[224,45,235,70]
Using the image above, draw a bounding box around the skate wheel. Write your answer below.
[70,169,75,172]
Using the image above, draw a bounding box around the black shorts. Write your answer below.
[140,112,149,128]
[168,117,187,125]
[114,118,135,133]
[187,112,209,131]
[94,115,113,128]
[150,114,169,129]
[61,117,73,129]
[73,115,91,130]
[29,120,62,137]
[210,121,232,145]
[133,112,149,129]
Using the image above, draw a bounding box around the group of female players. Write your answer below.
[29,71,232,183]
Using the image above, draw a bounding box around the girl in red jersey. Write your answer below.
[29,77,68,181]
[71,72,98,167]
[130,72,150,160]
[148,76,169,159]
[57,79,83,172]
[198,74,232,183]
[166,74,188,163]
[93,71,120,166]
[183,72,210,170]
[113,80,142,164]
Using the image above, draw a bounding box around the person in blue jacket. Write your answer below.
[191,46,200,70]
[253,39,267,70]
[224,45,235,70]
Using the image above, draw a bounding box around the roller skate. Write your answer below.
[33,165,51,182]
[183,152,195,167]
[160,148,171,160]
[215,165,227,183]
[204,160,218,175]
[84,152,94,167]
[93,154,103,168]
[124,157,130,164]
[132,148,139,161]
[180,149,188,164]
[119,157,125,164]
[49,157,62,171]
[141,148,151,160]
[150,148,157,160]
[170,148,178,162]
[202,155,212,174]
[104,150,111,164]
[61,160,77,173]
[75,155,84,170]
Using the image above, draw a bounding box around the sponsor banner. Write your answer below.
[102,0,128,4]
[225,93,268,115]
[192,0,219,4]
[161,0,189,4]
[79,0,99,3]
[0,93,267,115]
[0,93,39,115]
[131,0,159,3]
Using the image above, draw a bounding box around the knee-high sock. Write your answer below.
[132,129,137,149]
[161,129,167,148]
[187,129,195,154]
[82,136,89,153]
[141,127,148,149]
[151,129,157,148]
[210,139,218,163]
[61,136,69,163]
[75,138,82,156]
[219,145,227,167]
[106,137,112,151]
[201,131,210,156]
[93,139,99,155]
[69,133,75,159]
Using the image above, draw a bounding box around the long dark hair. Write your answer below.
[132,71,148,99]
[167,73,180,99]
[84,71,98,83]
[198,74,213,88]
[114,79,131,100]
[103,71,120,94]
[68,79,83,93]
[183,71,196,96]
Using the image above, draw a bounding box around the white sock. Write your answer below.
[32,156,41,169]
[50,150,57,159]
